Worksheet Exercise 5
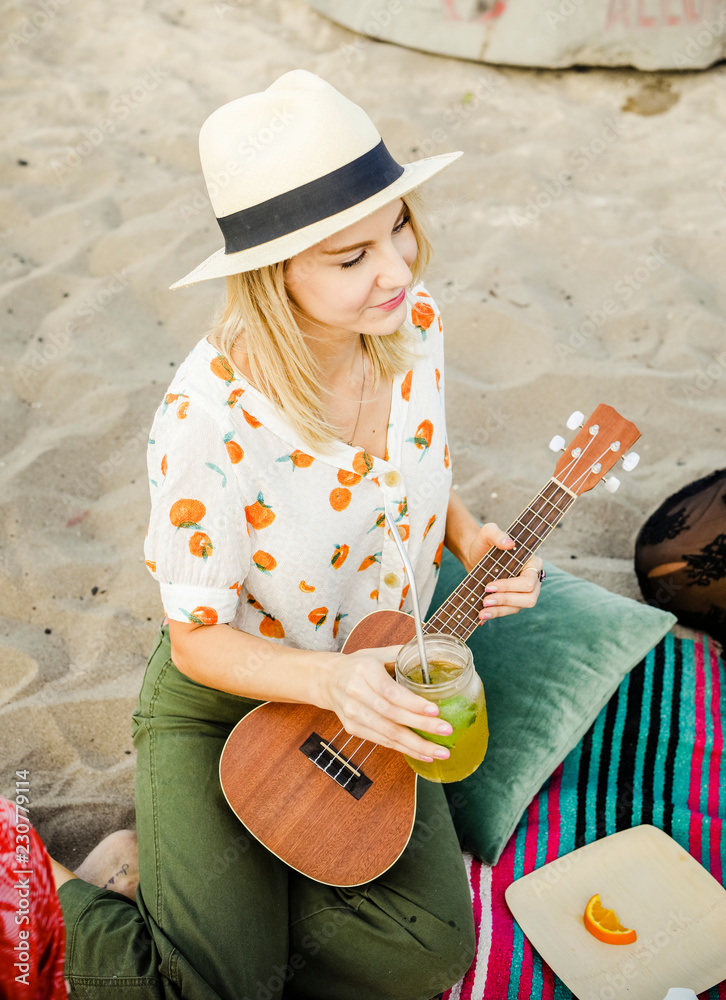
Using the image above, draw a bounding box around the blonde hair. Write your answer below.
[205,190,434,451]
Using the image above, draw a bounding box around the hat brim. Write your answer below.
[169,150,462,290]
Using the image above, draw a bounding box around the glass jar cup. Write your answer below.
[395,633,488,783]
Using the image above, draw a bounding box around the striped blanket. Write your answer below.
[443,632,726,1000]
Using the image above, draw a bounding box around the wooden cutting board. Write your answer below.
[505,825,726,1000]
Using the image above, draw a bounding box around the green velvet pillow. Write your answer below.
[428,548,676,865]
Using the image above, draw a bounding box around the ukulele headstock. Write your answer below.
[550,404,640,496]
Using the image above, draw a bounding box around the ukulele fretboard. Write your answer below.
[424,478,577,641]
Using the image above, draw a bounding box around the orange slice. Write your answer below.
[584,894,637,946]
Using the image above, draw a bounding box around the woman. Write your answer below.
[52,70,543,1000]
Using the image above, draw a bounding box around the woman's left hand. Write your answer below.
[464,521,544,623]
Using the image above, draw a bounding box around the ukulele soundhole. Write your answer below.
[299,732,372,800]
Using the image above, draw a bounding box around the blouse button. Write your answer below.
[383,572,400,589]
[384,471,401,487]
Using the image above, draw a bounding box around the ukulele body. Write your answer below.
[219,609,420,887]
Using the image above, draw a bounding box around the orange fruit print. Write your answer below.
[277,450,315,470]
[169,498,206,529]
[145,560,156,572]
[245,492,275,529]
[338,469,361,487]
[444,442,450,468]
[189,531,213,560]
[246,593,285,638]
[184,606,218,625]
[242,409,262,428]
[331,543,349,569]
[333,610,348,639]
[401,370,413,401]
[411,301,435,336]
[161,454,167,477]
[299,580,315,593]
[260,613,285,639]
[210,355,235,384]
[308,607,328,630]
[435,368,441,392]
[329,487,352,511]
[252,549,277,573]
[434,540,444,570]
[177,400,189,419]
[423,514,436,539]
[224,431,244,464]
[407,420,433,460]
[358,552,382,572]
[253,550,277,573]
[369,511,385,533]
[226,387,244,407]
[352,451,374,477]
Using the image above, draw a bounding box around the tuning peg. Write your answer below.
[549,434,566,452]
[566,410,585,430]
[622,451,640,472]
[604,476,621,493]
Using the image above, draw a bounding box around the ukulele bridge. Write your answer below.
[299,733,372,800]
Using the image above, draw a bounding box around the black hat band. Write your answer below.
[216,139,405,255]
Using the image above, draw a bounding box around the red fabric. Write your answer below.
[0,797,66,998]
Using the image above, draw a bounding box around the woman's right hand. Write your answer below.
[319,645,452,763]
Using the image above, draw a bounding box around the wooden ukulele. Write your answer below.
[219,405,640,886]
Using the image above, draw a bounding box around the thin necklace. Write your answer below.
[346,334,366,447]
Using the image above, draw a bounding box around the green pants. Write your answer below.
[58,616,476,999]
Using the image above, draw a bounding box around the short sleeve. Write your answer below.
[144,396,251,625]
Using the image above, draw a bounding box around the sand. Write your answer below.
[1,0,724,953]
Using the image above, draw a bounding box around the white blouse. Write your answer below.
[143,281,453,652]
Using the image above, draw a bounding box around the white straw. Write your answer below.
[384,509,430,684]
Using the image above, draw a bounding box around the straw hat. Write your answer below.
[170,70,462,289]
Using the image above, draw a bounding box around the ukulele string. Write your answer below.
[431,436,617,637]
[313,726,346,767]
[314,726,377,784]
[341,743,379,788]
[431,481,572,637]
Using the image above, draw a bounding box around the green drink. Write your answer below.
[395,634,488,783]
